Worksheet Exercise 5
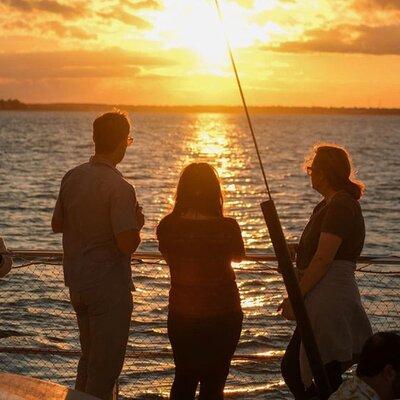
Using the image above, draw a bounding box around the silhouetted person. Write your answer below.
[157,163,244,400]
[330,332,400,400]
[279,144,372,399]
[51,111,144,400]
[0,237,12,278]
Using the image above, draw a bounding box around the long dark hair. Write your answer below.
[172,163,224,217]
[305,144,365,200]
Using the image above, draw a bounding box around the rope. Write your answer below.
[8,250,400,274]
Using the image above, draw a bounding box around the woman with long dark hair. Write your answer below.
[157,162,244,400]
[279,144,372,399]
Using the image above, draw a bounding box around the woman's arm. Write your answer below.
[298,232,342,297]
[278,232,342,320]
[230,220,245,262]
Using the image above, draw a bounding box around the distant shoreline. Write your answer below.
[1,101,400,115]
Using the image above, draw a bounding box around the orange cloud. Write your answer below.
[0,0,89,19]
[40,20,97,39]
[121,0,163,10]
[0,48,175,80]
[1,17,96,40]
[97,6,152,29]
[265,23,400,55]
[353,0,400,11]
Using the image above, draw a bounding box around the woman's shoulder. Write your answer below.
[331,191,360,210]
[156,213,176,236]
[220,217,242,234]
[326,191,362,222]
[219,216,239,225]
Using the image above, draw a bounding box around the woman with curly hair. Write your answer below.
[279,144,372,399]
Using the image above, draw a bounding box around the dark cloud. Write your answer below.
[120,0,163,10]
[0,0,89,19]
[265,24,400,55]
[353,0,400,11]
[97,7,152,29]
[0,48,175,80]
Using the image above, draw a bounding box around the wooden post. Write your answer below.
[261,199,332,399]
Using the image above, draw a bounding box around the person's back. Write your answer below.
[157,163,244,400]
[157,213,243,317]
[52,111,143,400]
[60,159,136,291]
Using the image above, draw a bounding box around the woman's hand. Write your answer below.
[277,297,296,321]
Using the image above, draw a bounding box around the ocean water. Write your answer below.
[0,111,399,398]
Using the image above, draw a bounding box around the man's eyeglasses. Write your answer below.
[127,137,134,146]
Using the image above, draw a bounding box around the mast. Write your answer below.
[213,1,332,398]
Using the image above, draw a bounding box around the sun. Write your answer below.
[149,0,269,68]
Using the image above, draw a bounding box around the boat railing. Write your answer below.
[0,250,399,399]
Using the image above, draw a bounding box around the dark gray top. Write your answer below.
[296,191,365,270]
[53,156,139,291]
[157,215,245,317]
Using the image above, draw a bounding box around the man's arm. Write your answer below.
[116,230,141,256]
[51,196,63,233]
[111,184,144,256]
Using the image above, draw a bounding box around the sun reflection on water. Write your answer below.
[185,114,246,188]
[195,130,229,157]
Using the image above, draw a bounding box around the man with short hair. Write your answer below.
[52,111,144,400]
[329,332,400,400]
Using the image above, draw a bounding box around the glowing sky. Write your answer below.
[1,0,400,106]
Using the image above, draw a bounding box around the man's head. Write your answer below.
[357,331,400,399]
[93,111,132,164]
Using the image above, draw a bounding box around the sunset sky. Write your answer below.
[1,0,400,107]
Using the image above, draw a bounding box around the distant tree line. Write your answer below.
[0,99,28,110]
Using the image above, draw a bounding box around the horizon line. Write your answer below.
[1,100,400,114]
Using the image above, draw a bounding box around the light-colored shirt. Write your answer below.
[53,156,139,291]
[329,376,380,400]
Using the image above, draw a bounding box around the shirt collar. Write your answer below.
[89,155,122,176]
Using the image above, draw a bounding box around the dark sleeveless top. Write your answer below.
[156,214,245,317]
[297,191,365,270]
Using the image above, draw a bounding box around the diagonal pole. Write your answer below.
[213,1,332,398]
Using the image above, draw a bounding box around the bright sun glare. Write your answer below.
[150,0,277,69]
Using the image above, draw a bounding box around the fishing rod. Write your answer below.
[213,1,332,398]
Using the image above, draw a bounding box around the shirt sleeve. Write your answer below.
[110,183,139,235]
[52,195,63,223]
[52,174,67,229]
[156,217,169,254]
[321,197,355,239]
[230,219,245,259]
